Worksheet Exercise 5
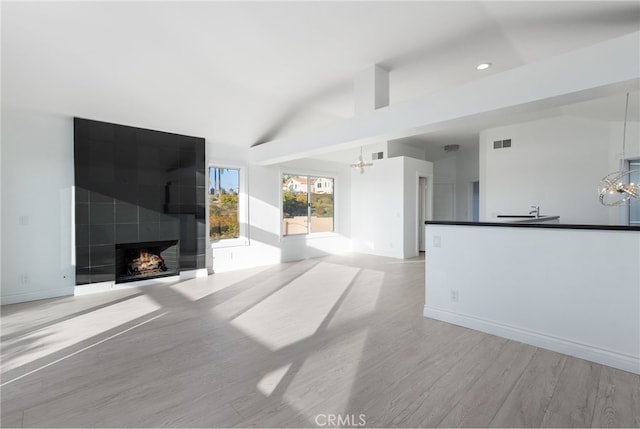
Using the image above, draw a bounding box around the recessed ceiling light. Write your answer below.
[476,62,492,71]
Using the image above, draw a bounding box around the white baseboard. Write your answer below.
[73,269,210,296]
[75,275,181,296]
[179,268,209,279]
[1,287,73,305]
[424,306,640,375]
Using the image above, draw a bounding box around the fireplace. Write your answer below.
[115,240,179,283]
[74,118,206,285]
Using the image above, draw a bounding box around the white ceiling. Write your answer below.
[2,1,639,155]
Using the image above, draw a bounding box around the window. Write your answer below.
[209,167,240,241]
[282,173,334,236]
[630,162,640,225]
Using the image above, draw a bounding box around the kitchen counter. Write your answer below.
[426,220,640,231]
[423,221,640,374]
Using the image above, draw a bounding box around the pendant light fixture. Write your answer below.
[598,92,640,206]
[350,146,373,174]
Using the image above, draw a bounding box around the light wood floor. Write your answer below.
[1,254,639,428]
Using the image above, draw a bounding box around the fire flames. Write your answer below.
[127,250,167,276]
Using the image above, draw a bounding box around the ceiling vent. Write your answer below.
[444,144,460,153]
[371,151,384,160]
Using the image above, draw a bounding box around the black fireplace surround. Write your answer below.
[74,118,206,285]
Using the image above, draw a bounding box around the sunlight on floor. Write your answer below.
[1,294,161,373]
[244,264,382,419]
[229,262,359,350]
[325,268,382,330]
[170,266,274,301]
[284,329,370,419]
[257,363,292,397]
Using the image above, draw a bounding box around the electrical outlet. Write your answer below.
[451,290,459,302]
[433,236,441,248]
[20,274,29,284]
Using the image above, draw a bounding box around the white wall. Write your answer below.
[211,157,353,272]
[455,145,480,221]
[609,121,640,160]
[277,158,353,263]
[0,111,356,302]
[480,116,627,224]
[424,223,640,374]
[351,156,433,259]
[365,141,389,163]
[351,157,404,258]
[388,141,426,160]
[210,163,283,273]
[1,110,76,304]
[432,145,479,221]
[433,156,456,221]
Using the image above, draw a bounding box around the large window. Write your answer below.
[209,167,240,241]
[282,173,334,236]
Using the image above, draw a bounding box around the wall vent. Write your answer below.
[372,151,384,160]
[493,139,512,149]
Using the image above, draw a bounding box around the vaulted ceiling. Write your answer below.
[2,1,639,153]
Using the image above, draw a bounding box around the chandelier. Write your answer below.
[350,146,373,174]
[598,93,640,206]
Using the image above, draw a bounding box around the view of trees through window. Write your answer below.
[282,174,334,236]
[209,167,240,240]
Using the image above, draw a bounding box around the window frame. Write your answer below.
[629,160,640,225]
[280,169,338,239]
[208,163,249,248]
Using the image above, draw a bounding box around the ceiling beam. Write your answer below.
[249,32,640,166]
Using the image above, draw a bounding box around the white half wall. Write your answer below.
[1,110,76,304]
[424,223,640,374]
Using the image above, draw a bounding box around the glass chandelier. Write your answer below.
[350,146,373,174]
[598,93,640,206]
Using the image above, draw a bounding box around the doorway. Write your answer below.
[418,177,429,252]
[472,180,480,222]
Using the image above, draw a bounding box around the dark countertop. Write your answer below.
[496,215,560,223]
[425,220,640,232]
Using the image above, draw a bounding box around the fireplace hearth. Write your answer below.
[115,240,179,283]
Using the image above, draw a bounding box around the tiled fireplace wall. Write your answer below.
[74,118,206,285]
